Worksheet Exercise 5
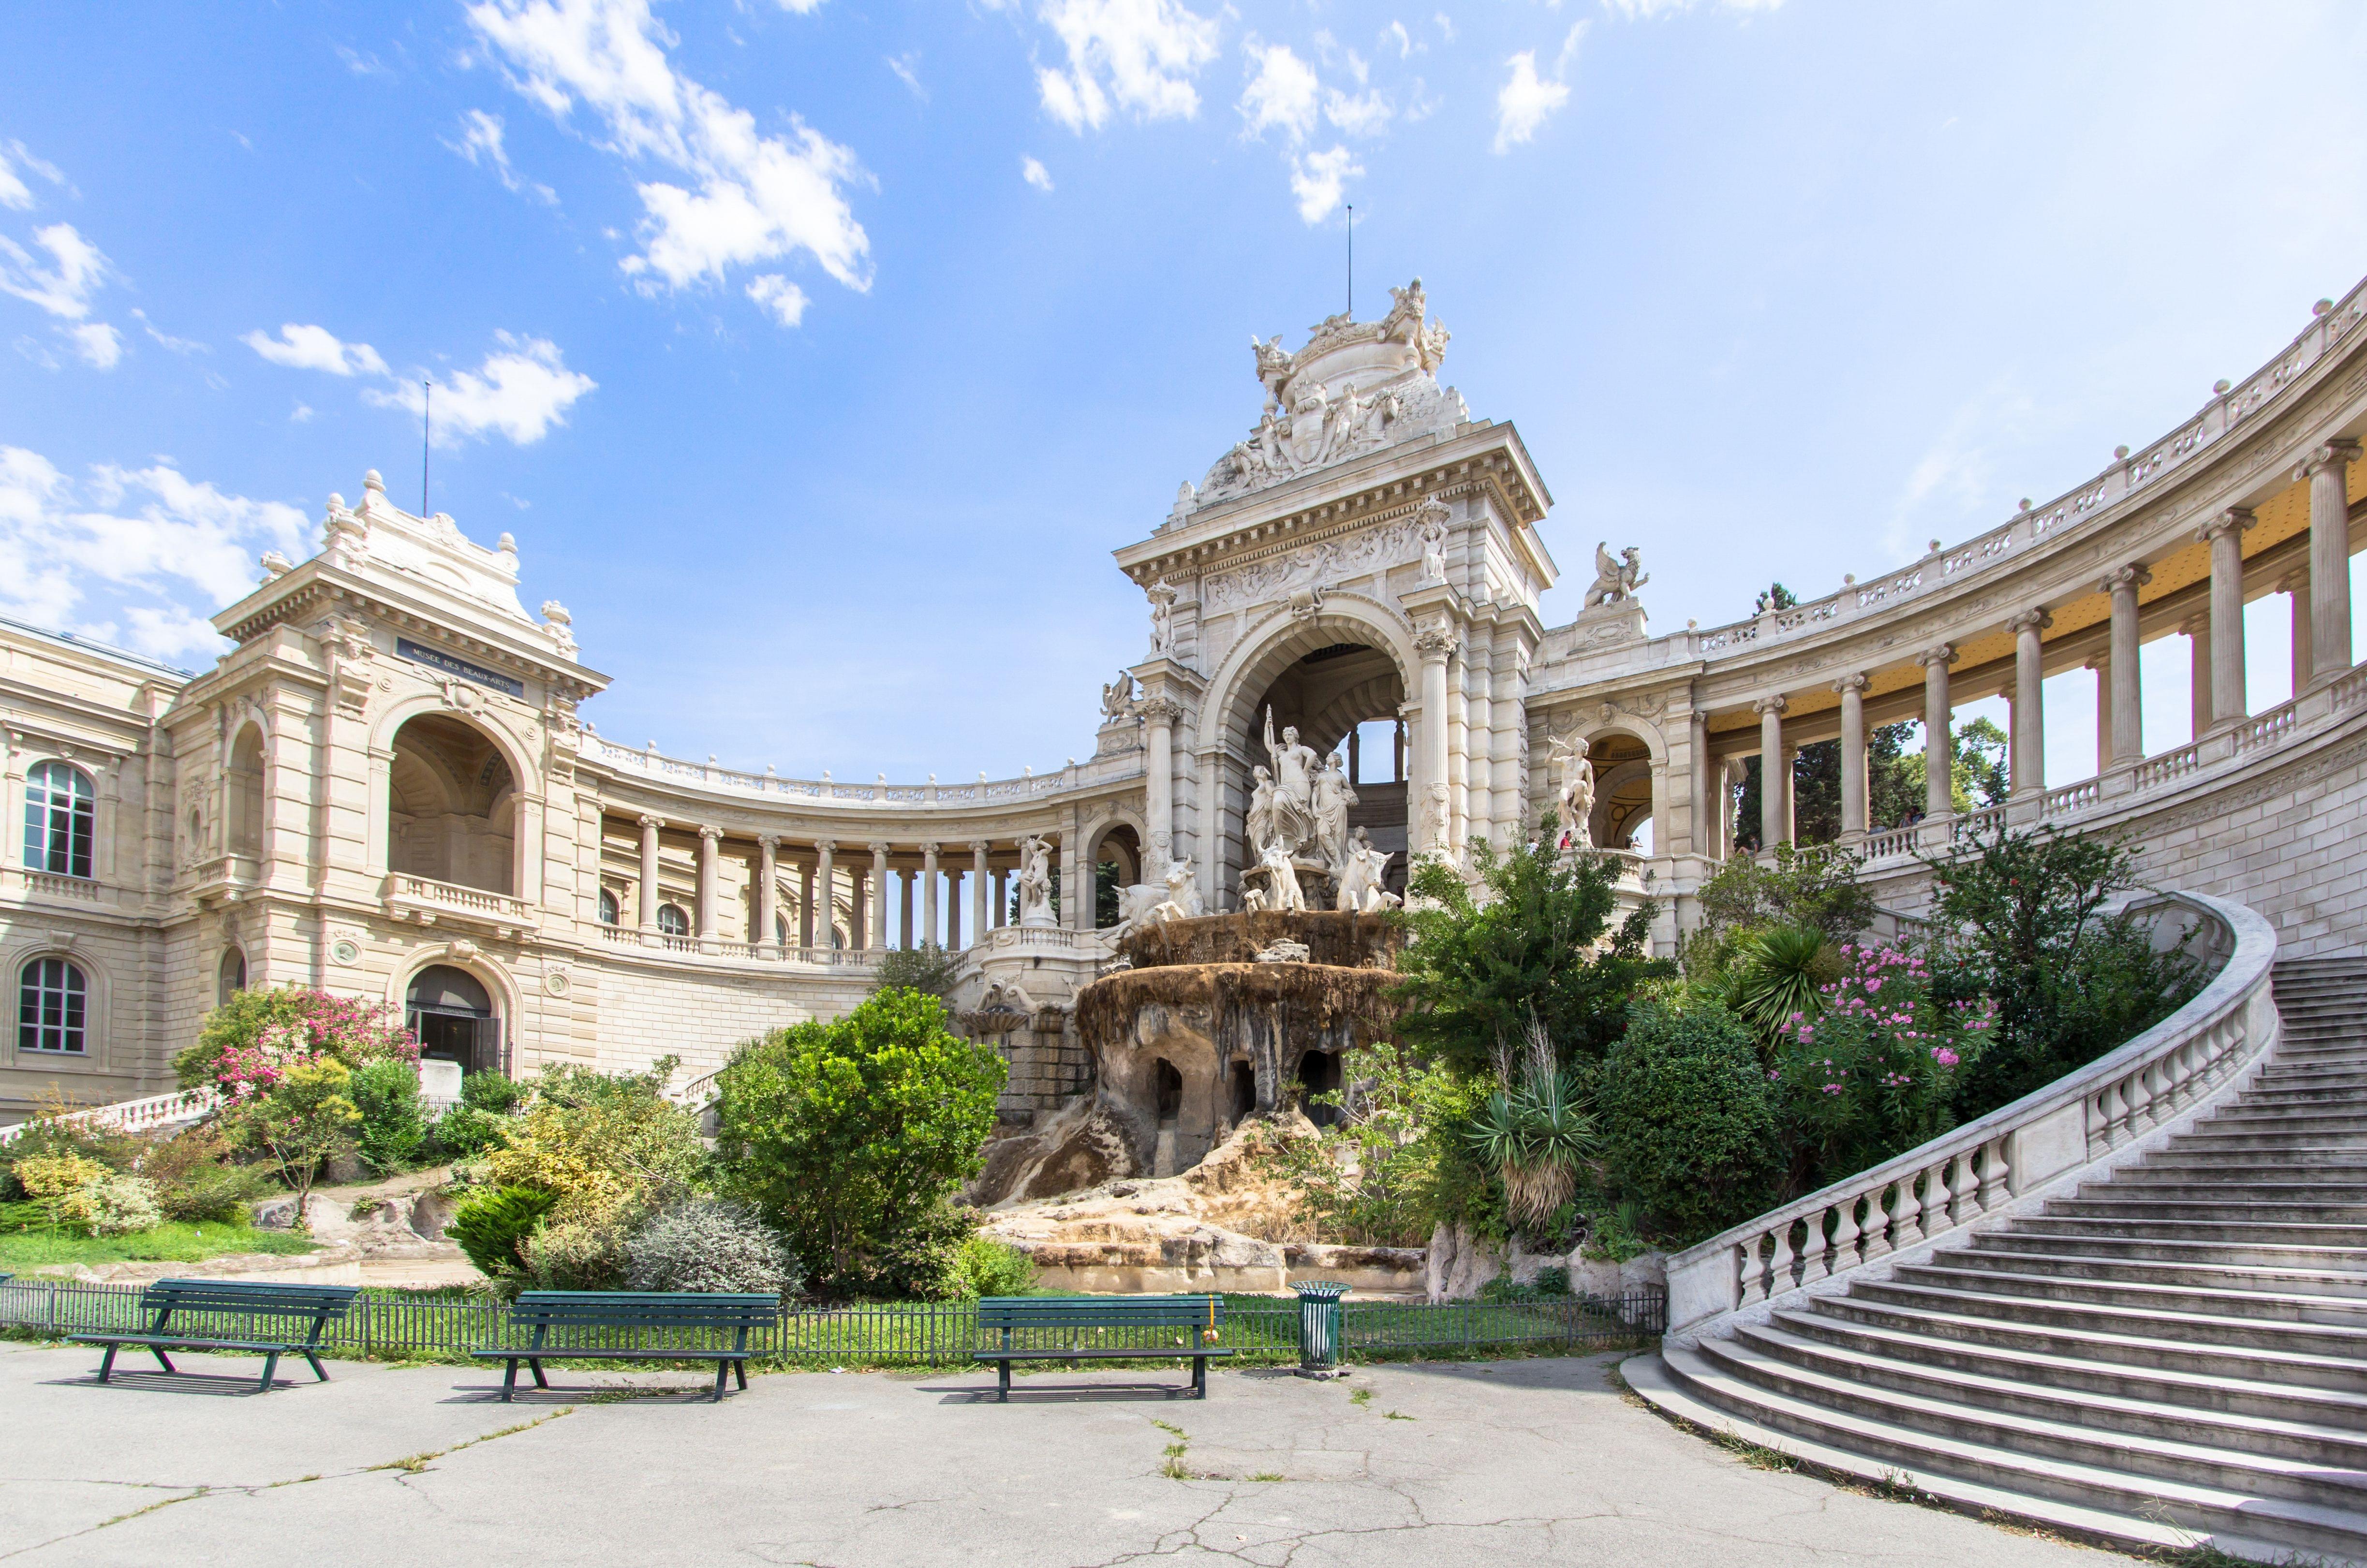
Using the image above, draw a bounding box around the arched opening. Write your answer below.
[1583,733,1656,850]
[597,887,620,925]
[1239,641,1408,906]
[1092,823,1141,928]
[217,948,247,1004]
[1154,1058,1184,1125]
[406,964,502,1077]
[388,714,516,894]
[1296,1049,1342,1128]
[226,726,265,859]
[656,902,690,937]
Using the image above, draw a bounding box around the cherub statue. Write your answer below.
[1552,734,1596,849]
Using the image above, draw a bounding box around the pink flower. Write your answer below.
[1931,1047,1960,1068]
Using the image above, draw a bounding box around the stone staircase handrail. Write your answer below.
[0,1084,224,1146]
[1664,890,2278,1339]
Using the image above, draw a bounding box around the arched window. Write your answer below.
[19,957,88,1054]
[656,903,690,937]
[217,949,247,1004]
[24,761,95,879]
[775,913,790,946]
[597,888,621,925]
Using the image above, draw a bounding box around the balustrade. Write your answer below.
[20,870,102,901]
[582,735,1128,807]
[2334,666,2367,715]
[2232,699,2299,757]
[1859,825,1918,862]
[2040,777,2100,818]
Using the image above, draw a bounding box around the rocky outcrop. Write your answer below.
[967,1097,1145,1205]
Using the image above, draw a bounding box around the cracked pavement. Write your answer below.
[0,1338,2139,1566]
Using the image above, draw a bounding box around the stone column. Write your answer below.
[799,854,817,948]
[2184,614,2212,739]
[754,834,779,951]
[1687,711,1712,860]
[1492,635,1528,849]
[2008,609,2051,797]
[946,868,962,949]
[851,863,868,949]
[1446,646,1469,851]
[695,825,722,950]
[920,843,940,948]
[814,840,836,947]
[2100,566,2147,767]
[1143,698,1178,858]
[1464,637,1494,850]
[993,867,1007,927]
[2202,508,2253,729]
[1415,621,1456,853]
[1835,674,1869,843]
[1753,695,1787,852]
[636,814,663,934]
[970,841,991,942]
[1720,755,1747,859]
[869,842,890,948]
[2298,440,2361,685]
[899,866,916,949]
[1919,646,1954,823]
[2285,568,2313,700]
[2087,658,2111,777]
[1059,830,1083,931]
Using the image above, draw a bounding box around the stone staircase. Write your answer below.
[1634,955,2367,1564]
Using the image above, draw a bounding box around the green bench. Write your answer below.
[471,1291,779,1402]
[973,1294,1231,1401]
[69,1278,360,1393]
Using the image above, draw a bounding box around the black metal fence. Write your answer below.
[0,1278,1664,1367]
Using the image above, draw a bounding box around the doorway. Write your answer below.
[406,965,503,1077]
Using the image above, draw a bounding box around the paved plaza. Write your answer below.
[1,1339,2142,1567]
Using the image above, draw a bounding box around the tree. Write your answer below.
[1740,723,1923,849]
[1921,825,2202,1117]
[715,989,1006,1298]
[1691,840,1878,947]
[177,986,416,1093]
[1598,1001,1783,1246]
[1753,582,1799,615]
[1390,816,1672,1079]
[241,1060,362,1228]
[869,942,962,999]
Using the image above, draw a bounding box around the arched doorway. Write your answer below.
[1240,641,1408,905]
[388,715,517,894]
[1585,734,1655,850]
[1091,822,1142,928]
[406,964,503,1076]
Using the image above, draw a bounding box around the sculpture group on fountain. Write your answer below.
[1241,705,1402,915]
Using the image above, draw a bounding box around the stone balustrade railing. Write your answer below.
[594,923,884,968]
[1664,891,2275,1340]
[0,1085,223,1145]
[578,734,1142,807]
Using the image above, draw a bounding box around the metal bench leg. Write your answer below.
[733,1360,749,1392]
[712,1361,732,1402]
[1194,1357,1207,1399]
[999,1361,1011,1403]
[150,1346,176,1375]
[502,1359,519,1402]
[303,1349,330,1383]
[96,1344,119,1384]
[258,1351,282,1394]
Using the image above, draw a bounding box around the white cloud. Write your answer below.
[1435,12,1456,44]
[0,444,313,660]
[447,109,559,203]
[0,222,109,320]
[363,332,596,446]
[1240,41,1320,142]
[746,273,808,326]
[131,308,207,354]
[774,0,824,10]
[67,322,121,369]
[0,140,67,211]
[242,322,389,378]
[1493,28,1584,153]
[1326,87,1393,137]
[1602,0,1780,16]
[290,403,315,424]
[1381,21,1418,59]
[468,0,870,314]
[1021,155,1055,191]
[1034,0,1221,133]
[887,53,926,101]
[1290,145,1361,224]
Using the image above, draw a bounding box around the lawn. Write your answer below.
[0,1221,326,1270]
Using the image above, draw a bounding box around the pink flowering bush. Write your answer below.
[176,986,417,1099]
[1767,943,1995,1190]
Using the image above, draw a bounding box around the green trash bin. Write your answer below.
[1291,1280,1350,1374]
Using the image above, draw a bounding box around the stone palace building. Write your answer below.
[6,275,2367,1123]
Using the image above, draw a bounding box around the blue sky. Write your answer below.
[4,0,2366,785]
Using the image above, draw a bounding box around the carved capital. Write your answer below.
[2196,506,2255,544]
[814,838,837,855]
[2006,608,2053,637]
[2280,567,2310,596]
[1751,694,1788,717]
[1915,644,1955,669]
[1832,672,1871,697]
[755,834,778,853]
[2295,439,2364,482]
[2181,611,2210,637]
[1412,620,1458,660]
[2097,563,2152,597]
[920,841,940,857]
[968,840,992,854]
[868,841,892,856]
[1139,696,1185,724]
[697,824,724,844]
[637,814,665,831]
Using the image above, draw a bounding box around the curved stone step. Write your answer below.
[2045,1196,2367,1223]
[1962,1226,2367,1271]
[1635,1348,2367,1563]
[1849,1277,2367,1357]
[1953,1241,2367,1298]
[1892,1258,2367,1327]
[2005,1214,2367,1248]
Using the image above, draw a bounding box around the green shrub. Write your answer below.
[351,1060,426,1175]
[525,1217,629,1291]
[715,990,1004,1299]
[1,1112,141,1198]
[625,1198,801,1295]
[1599,1001,1783,1247]
[461,1071,527,1114]
[137,1126,276,1224]
[1723,925,1839,1049]
[447,1185,559,1279]
[483,1059,707,1233]
[951,1233,1039,1298]
[425,1103,512,1160]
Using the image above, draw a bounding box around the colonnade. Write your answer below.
[1723,440,2358,853]
[613,821,1119,954]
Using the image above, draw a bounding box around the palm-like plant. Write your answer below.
[1466,1019,1597,1231]
[1727,925,1834,1045]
